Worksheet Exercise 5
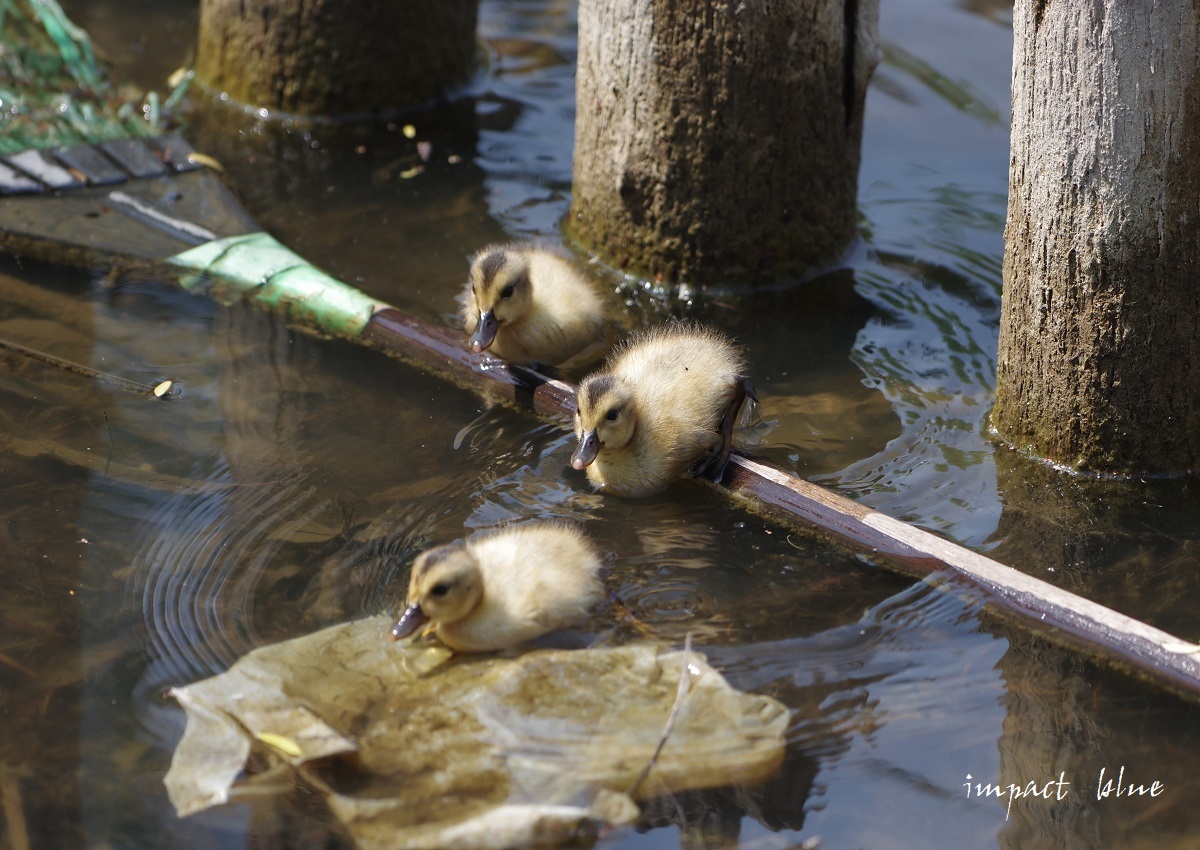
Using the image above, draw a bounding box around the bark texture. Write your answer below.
[195,0,479,115]
[569,0,880,287]
[995,0,1200,474]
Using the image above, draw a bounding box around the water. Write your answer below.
[2,0,1198,848]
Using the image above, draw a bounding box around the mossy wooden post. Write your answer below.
[194,0,479,114]
[994,0,1200,474]
[569,0,880,287]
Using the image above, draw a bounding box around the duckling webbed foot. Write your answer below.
[695,376,753,483]
[607,589,657,639]
[741,377,760,408]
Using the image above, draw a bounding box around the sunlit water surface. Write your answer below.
[2,0,1198,849]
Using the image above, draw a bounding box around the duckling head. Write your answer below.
[390,541,483,641]
[465,247,534,352]
[571,375,636,469]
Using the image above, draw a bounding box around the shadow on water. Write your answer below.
[988,451,1200,638]
[1,0,1197,848]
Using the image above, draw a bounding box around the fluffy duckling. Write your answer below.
[570,323,753,498]
[389,522,604,652]
[461,243,609,368]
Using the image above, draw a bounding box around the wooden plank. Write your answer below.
[363,308,576,420]
[360,305,1200,700]
[52,142,129,186]
[865,512,1200,692]
[99,138,166,179]
[5,150,84,190]
[0,161,42,195]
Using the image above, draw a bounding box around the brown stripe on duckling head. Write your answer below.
[412,538,467,579]
[475,249,508,285]
[579,375,617,412]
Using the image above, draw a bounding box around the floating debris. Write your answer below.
[186,152,224,173]
[255,733,303,758]
[165,616,788,849]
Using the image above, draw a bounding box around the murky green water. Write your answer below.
[2,0,1199,848]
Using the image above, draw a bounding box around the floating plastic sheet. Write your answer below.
[168,233,385,337]
[165,615,788,849]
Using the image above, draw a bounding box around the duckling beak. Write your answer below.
[389,603,429,641]
[469,309,499,352]
[571,430,601,469]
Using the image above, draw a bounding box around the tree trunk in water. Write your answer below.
[195,0,479,115]
[994,0,1200,474]
[569,0,879,287]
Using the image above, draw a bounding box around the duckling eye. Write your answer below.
[499,284,515,298]
[605,407,621,422]
[430,582,451,597]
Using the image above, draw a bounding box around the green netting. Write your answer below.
[0,0,160,155]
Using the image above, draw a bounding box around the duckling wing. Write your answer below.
[454,526,604,650]
[516,254,608,365]
[620,330,744,456]
[500,525,605,628]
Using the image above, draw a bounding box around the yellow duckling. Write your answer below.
[389,522,604,652]
[570,323,754,498]
[460,243,609,368]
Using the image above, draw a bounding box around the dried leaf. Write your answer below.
[186,152,225,173]
[256,732,303,758]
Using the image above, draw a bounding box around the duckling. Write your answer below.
[461,243,609,368]
[570,323,753,498]
[389,522,604,652]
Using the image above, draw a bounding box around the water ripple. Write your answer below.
[711,578,1004,742]
[130,460,319,687]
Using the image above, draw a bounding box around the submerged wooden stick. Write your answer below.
[627,633,694,800]
[362,305,1200,700]
[0,336,167,397]
[363,308,576,418]
[0,767,31,850]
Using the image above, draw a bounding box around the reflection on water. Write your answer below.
[830,233,1003,547]
[2,0,1198,848]
[718,581,1010,849]
[473,0,579,236]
